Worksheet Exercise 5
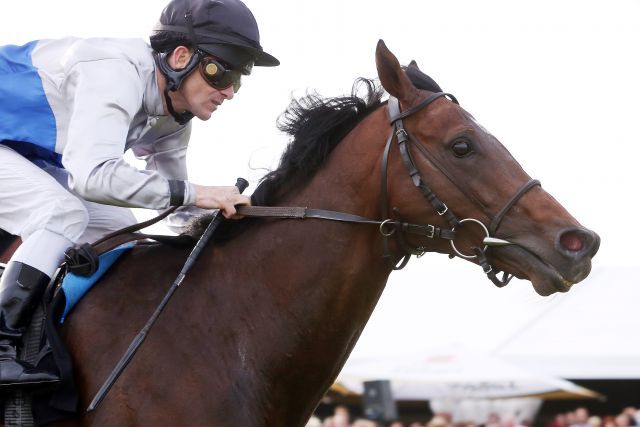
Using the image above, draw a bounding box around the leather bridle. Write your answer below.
[383,92,540,286]
[110,92,541,289]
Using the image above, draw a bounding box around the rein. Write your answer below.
[238,92,540,288]
[235,205,455,240]
[86,93,539,289]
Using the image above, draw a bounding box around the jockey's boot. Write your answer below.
[0,261,60,388]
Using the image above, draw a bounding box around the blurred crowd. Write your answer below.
[305,405,640,427]
[305,405,525,427]
[548,406,640,427]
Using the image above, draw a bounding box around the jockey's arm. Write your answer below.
[61,58,248,232]
[62,59,194,210]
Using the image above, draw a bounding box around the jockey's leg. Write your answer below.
[0,238,68,387]
[41,163,138,244]
[0,145,89,388]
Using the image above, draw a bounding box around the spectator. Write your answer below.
[352,420,378,427]
[615,414,631,427]
[571,408,590,427]
[588,416,603,427]
[622,409,639,426]
[333,405,350,427]
[550,414,567,427]
[483,413,501,427]
[566,411,578,427]
[549,408,640,427]
[428,415,451,427]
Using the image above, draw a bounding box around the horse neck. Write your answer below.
[160,107,390,424]
[288,107,389,220]
[226,107,394,421]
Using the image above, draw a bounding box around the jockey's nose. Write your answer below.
[220,85,235,100]
[557,228,600,259]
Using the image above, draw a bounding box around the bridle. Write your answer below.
[101,92,541,289]
[382,92,541,286]
[233,92,541,288]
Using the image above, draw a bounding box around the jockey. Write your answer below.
[0,0,278,389]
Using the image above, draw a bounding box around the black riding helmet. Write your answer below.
[151,0,279,123]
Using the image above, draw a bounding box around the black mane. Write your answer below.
[252,67,441,206]
[252,78,384,206]
[186,68,443,241]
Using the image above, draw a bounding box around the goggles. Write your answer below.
[199,53,243,93]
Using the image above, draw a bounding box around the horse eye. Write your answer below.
[451,139,473,157]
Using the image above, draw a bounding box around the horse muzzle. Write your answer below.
[488,225,600,296]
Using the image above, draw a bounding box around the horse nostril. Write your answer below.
[560,230,585,252]
[557,228,600,266]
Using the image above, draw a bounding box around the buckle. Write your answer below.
[395,128,408,142]
[426,225,435,239]
[437,203,449,216]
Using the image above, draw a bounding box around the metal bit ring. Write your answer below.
[379,219,396,237]
[450,218,490,259]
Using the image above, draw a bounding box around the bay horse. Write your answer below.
[3,41,598,426]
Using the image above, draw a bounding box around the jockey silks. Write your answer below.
[0,37,195,210]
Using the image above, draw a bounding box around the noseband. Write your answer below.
[384,93,540,287]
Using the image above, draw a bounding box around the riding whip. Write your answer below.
[87,177,249,412]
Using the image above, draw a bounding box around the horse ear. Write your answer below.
[409,60,420,70]
[375,40,417,104]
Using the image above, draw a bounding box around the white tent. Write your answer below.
[338,347,601,400]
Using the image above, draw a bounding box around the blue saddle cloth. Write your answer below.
[59,243,135,323]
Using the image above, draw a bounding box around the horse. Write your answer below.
[1,40,598,426]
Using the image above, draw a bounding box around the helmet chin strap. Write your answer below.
[164,87,194,125]
[156,51,201,125]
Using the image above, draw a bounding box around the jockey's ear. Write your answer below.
[169,46,194,69]
[375,40,419,107]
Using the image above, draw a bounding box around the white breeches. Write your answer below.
[0,144,137,275]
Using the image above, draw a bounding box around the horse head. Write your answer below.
[375,40,599,296]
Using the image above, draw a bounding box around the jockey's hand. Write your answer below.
[192,184,251,219]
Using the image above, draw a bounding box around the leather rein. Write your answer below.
[236,92,541,288]
[85,92,540,289]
